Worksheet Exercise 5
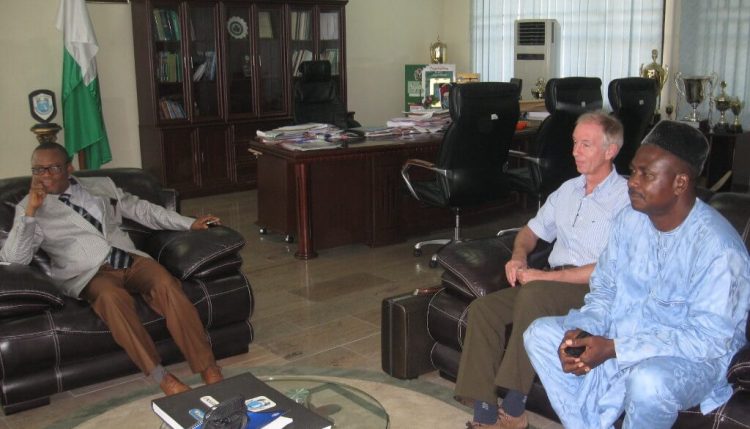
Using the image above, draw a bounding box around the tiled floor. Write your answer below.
[1,190,562,429]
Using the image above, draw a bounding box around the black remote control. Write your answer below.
[564,330,591,357]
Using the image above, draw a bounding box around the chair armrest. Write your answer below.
[728,342,750,389]
[0,263,65,317]
[144,226,246,280]
[401,159,447,201]
[497,227,522,237]
[509,150,541,165]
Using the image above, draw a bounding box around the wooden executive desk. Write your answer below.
[248,129,536,259]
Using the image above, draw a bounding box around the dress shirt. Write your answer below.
[527,168,630,268]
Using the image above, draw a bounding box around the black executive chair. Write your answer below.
[293,60,360,129]
[507,77,603,206]
[510,78,522,99]
[401,82,521,267]
[608,77,658,174]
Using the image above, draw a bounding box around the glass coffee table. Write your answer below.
[261,376,389,428]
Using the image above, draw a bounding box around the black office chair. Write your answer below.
[510,78,523,99]
[293,60,360,129]
[608,77,658,174]
[507,77,603,205]
[401,82,521,267]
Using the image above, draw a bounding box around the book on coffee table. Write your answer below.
[152,372,333,429]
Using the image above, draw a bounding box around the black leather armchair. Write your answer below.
[508,77,603,205]
[392,191,750,428]
[401,82,520,267]
[293,60,360,129]
[609,77,658,174]
[0,168,254,414]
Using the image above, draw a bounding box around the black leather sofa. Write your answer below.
[402,191,750,428]
[0,168,254,414]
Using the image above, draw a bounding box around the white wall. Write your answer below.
[346,0,471,125]
[0,0,469,179]
[0,0,140,178]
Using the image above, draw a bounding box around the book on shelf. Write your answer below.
[153,9,181,42]
[258,11,274,39]
[159,98,186,120]
[152,372,332,429]
[156,51,183,83]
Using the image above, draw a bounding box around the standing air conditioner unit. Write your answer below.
[514,19,560,99]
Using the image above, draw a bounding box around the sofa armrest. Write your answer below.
[144,226,246,280]
[728,342,750,388]
[436,234,553,300]
[0,263,64,317]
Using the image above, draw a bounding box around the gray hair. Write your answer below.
[576,111,624,149]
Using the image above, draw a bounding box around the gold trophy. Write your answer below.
[640,49,668,121]
[713,81,731,133]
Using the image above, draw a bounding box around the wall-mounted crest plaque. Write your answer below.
[29,89,57,124]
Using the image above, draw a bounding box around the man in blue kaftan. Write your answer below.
[523,120,750,429]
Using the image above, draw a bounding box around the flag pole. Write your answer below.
[77,151,88,170]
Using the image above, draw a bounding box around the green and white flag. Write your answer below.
[56,0,111,169]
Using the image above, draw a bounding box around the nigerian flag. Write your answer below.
[56,0,111,169]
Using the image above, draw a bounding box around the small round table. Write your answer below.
[261,376,389,428]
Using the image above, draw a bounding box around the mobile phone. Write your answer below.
[564,330,591,357]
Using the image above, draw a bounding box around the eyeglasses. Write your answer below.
[31,165,66,175]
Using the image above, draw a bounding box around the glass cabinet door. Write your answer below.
[151,4,186,122]
[255,5,285,115]
[289,6,314,77]
[225,5,254,117]
[318,8,341,76]
[188,3,221,120]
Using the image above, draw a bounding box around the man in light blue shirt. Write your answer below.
[458,112,630,428]
[525,120,750,428]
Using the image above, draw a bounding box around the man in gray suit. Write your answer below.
[0,142,224,396]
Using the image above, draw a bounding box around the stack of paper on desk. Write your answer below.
[256,123,340,145]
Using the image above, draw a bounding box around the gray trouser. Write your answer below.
[454,280,589,404]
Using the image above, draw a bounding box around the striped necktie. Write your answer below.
[59,194,133,270]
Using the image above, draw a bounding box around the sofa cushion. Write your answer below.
[728,343,750,389]
[145,226,246,280]
[0,264,64,317]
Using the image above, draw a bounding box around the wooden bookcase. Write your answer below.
[131,0,348,197]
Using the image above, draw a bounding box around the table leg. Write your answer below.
[294,162,317,259]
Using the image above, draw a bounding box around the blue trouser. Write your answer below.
[524,316,721,429]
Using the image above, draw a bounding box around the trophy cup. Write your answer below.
[640,49,668,122]
[713,81,732,133]
[730,97,744,133]
[674,72,717,124]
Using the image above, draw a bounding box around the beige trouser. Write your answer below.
[454,280,589,404]
[81,255,215,375]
